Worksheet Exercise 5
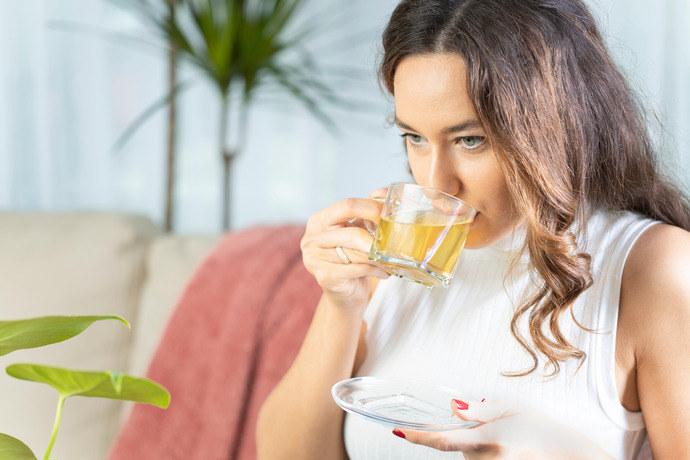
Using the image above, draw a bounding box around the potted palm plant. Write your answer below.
[118,0,346,230]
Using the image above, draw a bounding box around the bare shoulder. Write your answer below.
[620,223,690,455]
[623,223,690,307]
[621,223,690,337]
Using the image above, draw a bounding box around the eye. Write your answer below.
[458,136,485,149]
[400,133,424,145]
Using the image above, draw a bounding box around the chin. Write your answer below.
[464,215,520,250]
[463,235,493,250]
[464,214,491,249]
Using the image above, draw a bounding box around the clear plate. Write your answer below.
[332,376,479,431]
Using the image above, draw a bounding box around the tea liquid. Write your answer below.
[370,211,470,287]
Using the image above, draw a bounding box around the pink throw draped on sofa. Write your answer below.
[108,225,322,460]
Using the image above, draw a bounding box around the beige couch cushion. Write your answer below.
[0,212,158,460]
[130,234,219,377]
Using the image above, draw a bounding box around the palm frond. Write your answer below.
[265,64,339,134]
[113,78,197,152]
[114,0,365,137]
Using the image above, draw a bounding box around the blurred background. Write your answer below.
[0,0,688,234]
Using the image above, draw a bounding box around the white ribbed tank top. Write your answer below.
[344,209,657,460]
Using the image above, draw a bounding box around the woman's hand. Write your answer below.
[300,189,389,310]
[392,399,614,460]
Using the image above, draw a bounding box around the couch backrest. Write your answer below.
[130,234,220,377]
[108,224,322,460]
[0,212,159,460]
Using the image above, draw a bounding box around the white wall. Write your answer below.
[590,0,690,187]
[0,0,687,233]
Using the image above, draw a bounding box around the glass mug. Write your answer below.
[367,183,476,288]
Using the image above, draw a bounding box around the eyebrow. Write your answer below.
[395,117,483,135]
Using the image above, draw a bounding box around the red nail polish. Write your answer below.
[392,429,406,439]
[452,399,469,410]
[481,398,486,402]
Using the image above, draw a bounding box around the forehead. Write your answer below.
[393,53,477,125]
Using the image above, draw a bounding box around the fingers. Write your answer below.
[368,187,388,200]
[326,260,390,280]
[389,400,489,452]
[331,244,366,266]
[451,399,515,423]
[311,197,383,231]
[315,226,374,254]
[301,226,377,272]
[391,427,486,452]
[322,246,374,268]
[301,218,389,291]
[302,198,385,275]
[301,195,391,304]
[391,399,522,453]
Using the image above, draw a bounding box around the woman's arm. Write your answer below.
[256,197,387,460]
[256,295,367,460]
[619,223,690,458]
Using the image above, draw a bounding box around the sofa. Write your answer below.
[0,211,323,460]
[0,211,654,460]
[108,223,322,460]
[0,211,220,460]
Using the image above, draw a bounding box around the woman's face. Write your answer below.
[393,53,521,249]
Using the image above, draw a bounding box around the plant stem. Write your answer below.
[237,92,250,156]
[220,91,251,231]
[164,0,178,233]
[220,93,231,231]
[43,395,66,460]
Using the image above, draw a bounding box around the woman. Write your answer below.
[256,0,690,458]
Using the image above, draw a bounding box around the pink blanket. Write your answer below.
[108,225,322,460]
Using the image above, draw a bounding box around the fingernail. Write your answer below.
[481,398,486,402]
[392,429,406,439]
[452,399,469,410]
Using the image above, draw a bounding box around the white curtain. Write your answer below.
[0,0,687,233]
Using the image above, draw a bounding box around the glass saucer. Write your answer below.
[332,376,479,431]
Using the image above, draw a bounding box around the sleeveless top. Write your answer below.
[343,209,657,460]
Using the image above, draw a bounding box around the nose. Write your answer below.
[427,149,461,196]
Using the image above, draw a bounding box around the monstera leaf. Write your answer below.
[0,315,129,357]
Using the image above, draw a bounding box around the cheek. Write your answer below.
[407,152,515,218]
[466,167,520,246]
[464,162,506,202]
[490,174,512,205]
[482,173,515,219]
[407,155,427,183]
[486,185,520,235]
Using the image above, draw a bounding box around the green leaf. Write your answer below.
[107,0,358,154]
[0,316,129,358]
[264,0,301,39]
[6,364,170,408]
[0,433,37,460]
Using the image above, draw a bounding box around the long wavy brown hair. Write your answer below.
[380,0,690,376]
